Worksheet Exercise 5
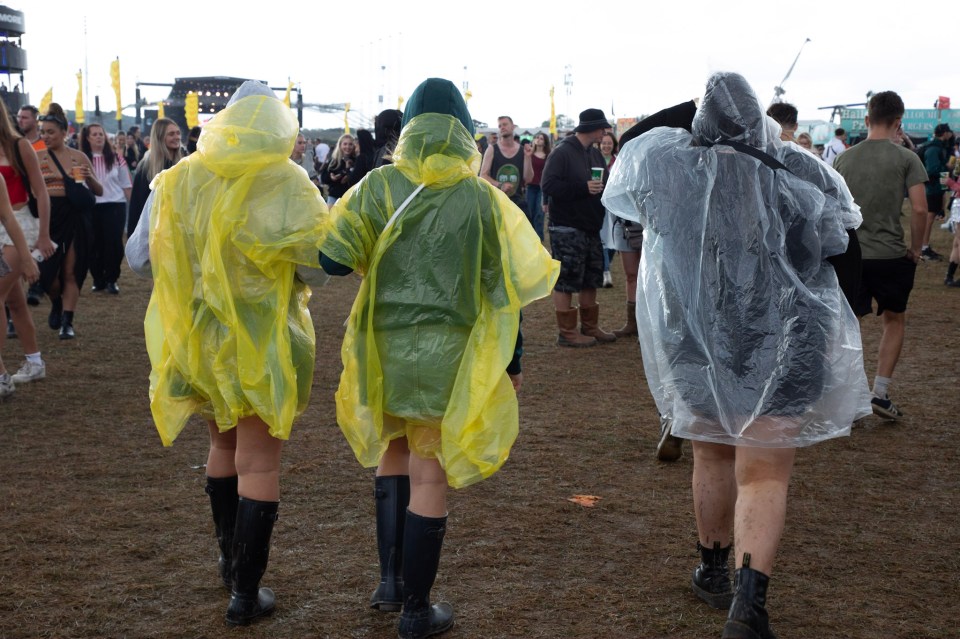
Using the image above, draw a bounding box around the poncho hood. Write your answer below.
[693,71,769,149]
[392,112,481,188]
[401,77,475,135]
[195,93,299,179]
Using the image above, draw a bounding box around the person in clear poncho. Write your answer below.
[603,72,871,639]
[320,78,558,639]
[125,81,329,627]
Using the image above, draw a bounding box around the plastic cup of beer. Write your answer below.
[72,165,85,183]
[591,167,603,181]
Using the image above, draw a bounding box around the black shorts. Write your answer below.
[852,256,917,317]
[548,226,604,293]
[826,229,862,307]
[927,192,947,215]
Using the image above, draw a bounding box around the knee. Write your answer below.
[693,441,736,464]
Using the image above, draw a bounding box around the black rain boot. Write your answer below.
[225,497,278,626]
[722,554,777,639]
[205,476,239,590]
[397,510,454,639]
[48,297,62,330]
[59,310,75,340]
[371,475,410,612]
[946,261,958,285]
[692,541,733,609]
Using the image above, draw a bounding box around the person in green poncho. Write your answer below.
[321,78,558,639]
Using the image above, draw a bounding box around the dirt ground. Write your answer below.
[1,223,958,639]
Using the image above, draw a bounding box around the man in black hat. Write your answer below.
[541,108,616,347]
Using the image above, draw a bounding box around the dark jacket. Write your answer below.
[923,138,950,196]
[540,135,607,233]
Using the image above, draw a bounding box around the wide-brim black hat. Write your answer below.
[573,108,610,133]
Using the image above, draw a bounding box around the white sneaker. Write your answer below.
[602,270,614,288]
[0,373,14,399]
[11,360,45,384]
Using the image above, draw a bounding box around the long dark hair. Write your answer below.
[80,123,116,171]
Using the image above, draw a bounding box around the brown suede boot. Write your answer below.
[579,304,617,342]
[613,301,638,338]
[556,308,597,348]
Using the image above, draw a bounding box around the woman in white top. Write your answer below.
[81,123,132,294]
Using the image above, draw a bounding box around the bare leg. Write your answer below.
[378,437,410,476]
[207,420,238,478]
[6,279,38,354]
[578,288,597,308]
[620,250,640,303]
[877,310,906,379]
[234,415,284,501]
[692,440,736,547]
[62,244,80,312]
[552,290,573,312]
[732,446,796,575]
[408,452,447,518]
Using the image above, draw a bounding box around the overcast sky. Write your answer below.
[10,0,959,131]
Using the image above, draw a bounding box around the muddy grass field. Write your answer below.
[1,225,958,639]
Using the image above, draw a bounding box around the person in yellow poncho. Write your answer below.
[320,78,558,639]
[125,81,329,627]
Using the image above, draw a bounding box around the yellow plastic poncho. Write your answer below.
[322,113,559,488]
[145,94,329,445]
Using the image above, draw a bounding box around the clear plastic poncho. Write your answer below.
[602,72,871,447]
[145,94,329,445]
[322,113,559,488]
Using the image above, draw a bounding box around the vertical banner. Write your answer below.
[75,71,85,125]
[185,92,199,128]
[344,103,351,134]
[110,58,122,127]
[39,87,53,114]
[158,101,165,120]
[283,80,293,108]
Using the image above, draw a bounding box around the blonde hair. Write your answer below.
[146,118,184,182]
[328,133,355,168]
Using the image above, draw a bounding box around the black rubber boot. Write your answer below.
[722,554,777,639]
[225,497,278,627]
[692,541,733,609]
[371,475,410,612]
[205,476,239,590]
[397,510,454,639]
[59,310,74,340]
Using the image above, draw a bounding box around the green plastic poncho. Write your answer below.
[145,93,329,445]
[322,112,559,488]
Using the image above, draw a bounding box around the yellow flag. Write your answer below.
[464,89,472,102]
[75,71,85,125]
[185,92,199,128]
[283,81,293,108]
[344,102,351,135]
[158,101,165,120]
[110,58,122,122]
[549,86,557,138]
[398,96,404,110]
[39,87,53,114]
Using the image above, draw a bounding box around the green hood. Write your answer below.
[402,77,475,136]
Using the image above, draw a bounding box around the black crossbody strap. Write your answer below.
[714,139,791,174]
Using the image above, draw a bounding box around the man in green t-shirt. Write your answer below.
[833,91,927,420]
